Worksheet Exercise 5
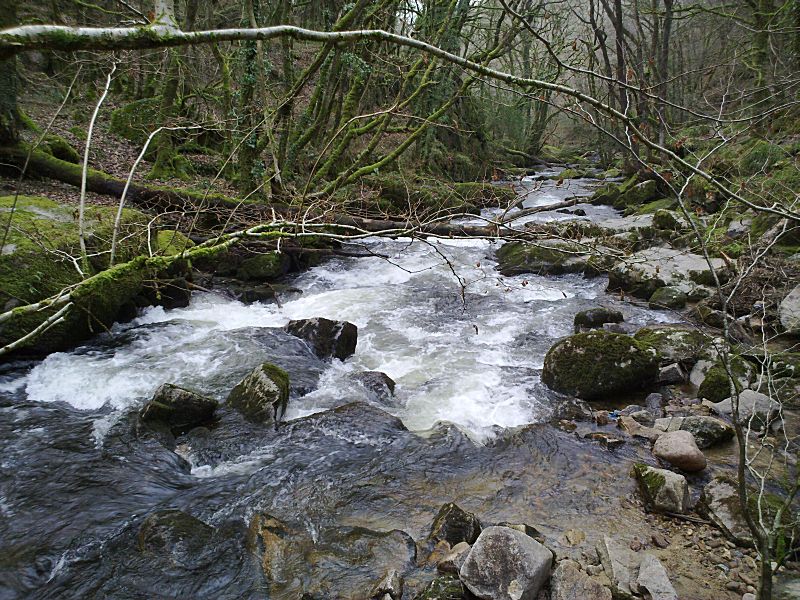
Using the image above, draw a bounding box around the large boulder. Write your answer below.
[573,307,624,333]
[633,326,712,367]
[608,246,729,299]
[428,503,482,546]
[542,330,660,400]
[632,464,691,514]
[227,363,290,424]
[285,317,358,360]
[652,430,707,472]
[653,415,734,449]
[779,284,800,335]
[709,389,780,427]
[496,240,612,277]
[140,383,218,435]
[459,526,553,600]
[551,559,612,600]
[648,286,687,310]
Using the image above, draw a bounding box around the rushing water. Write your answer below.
[0,174,687,599]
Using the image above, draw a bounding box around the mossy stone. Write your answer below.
[227,363,290,424]
[496,240,587,276]
[648,286,687,310]
[155,229,194,256]
[542,330,660,400]
[42,134,80,164]
[697,363,742,402]
[236,252,288,281]
[633,326,711,366]
[413,576,464,600]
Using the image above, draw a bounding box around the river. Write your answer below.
[0,173,698,599]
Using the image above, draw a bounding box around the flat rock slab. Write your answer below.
[460,526,553,600]
[637,554,678,600]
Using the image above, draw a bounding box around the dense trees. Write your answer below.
[0,2,798,597]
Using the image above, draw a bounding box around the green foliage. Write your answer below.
[109,97,161,145]
[739,140,787,176]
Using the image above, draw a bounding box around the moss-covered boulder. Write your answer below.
[140,383,218,436]
[541,330,660,400]
[41,134,80,164]
[227,363,290,424]
[615,180,659,209]
[651,209,687,232]
[696,358,752,402]
[496,240,611,277]
[236,252,290,281]
[0,196,181,356]
[648,286,687,310]
[633,327,713,367]
[632,463,690,514]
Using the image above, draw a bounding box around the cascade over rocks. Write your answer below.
[285,317,358,360]
[227,362,290,424]
[459,526,553,600]
[140,383,218,435]
[542,330,660,400]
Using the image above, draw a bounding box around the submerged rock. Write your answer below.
[573,307,624,333]
[137,509,215,566]
[227,362,290,424]
[349,371,396,403]
[428,503,482,546]
[652,430,707,472]
[285,317,358,360]
[551,559,612,600]
[140,383,218,435]
[653,415,734,449]
[632,464,690,514]
[542,330,659,400]
[459,526,553,600]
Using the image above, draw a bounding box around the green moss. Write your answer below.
[697,361,745,402]
[649,286,687,310]
[633,326,710,365]
[636,198,676,215]
[109,97,161,145]
[16,109,39,133]
[496,240,586,276]
[632,463,667,503]
[155,229,194,256]
[68,125,87,140]
[542,330,660,400]
[235,252,287,281]
[413,576,463,600]
[739,140,787,176]
[41,134,80,164]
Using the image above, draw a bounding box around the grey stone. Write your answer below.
[699,476,754,545]
[140,383,218,435]
[608,247,729,300]
[649,286,688,310]
[653,415,734,449]
[630,410,655,427]
[285,317,358,360]
[596,536,640,599]
[460,526,553,600]
[632,464,691,514]
[574,307,624,333]
[371,569,402,600]
[653,430,707,472]
[779,284,800,335]
[636,554,678,600]
[658,363,687,384]
[551,559,612,600]
[710,389,780,426]
[437,541,471,574]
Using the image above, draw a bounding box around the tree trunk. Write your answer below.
[0,0,18,147]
